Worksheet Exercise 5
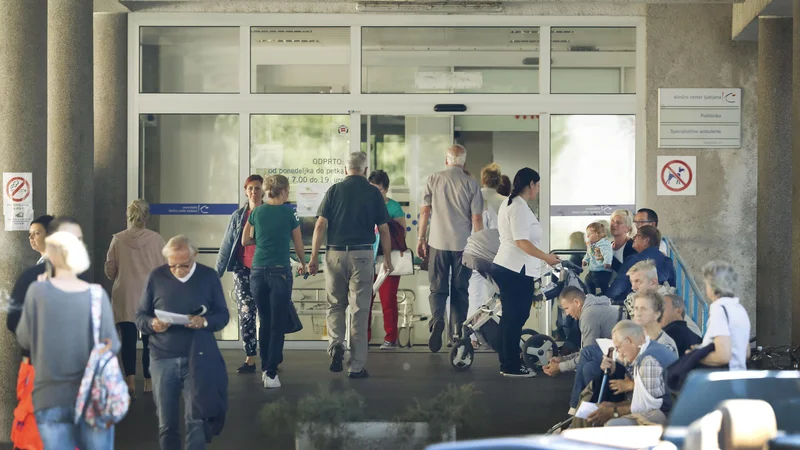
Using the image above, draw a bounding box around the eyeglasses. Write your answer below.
[168,263,192,270]
[613,337,631,353]
[633,220,653,225]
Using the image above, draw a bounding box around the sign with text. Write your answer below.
[550,205,636,217]
[658,88,741,148]
[3,172,34,231]
[149,203,239,215]
[657,156,696,196]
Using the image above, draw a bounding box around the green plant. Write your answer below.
[395,383,479,445]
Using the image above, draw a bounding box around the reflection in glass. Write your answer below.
[362,27,540,94]
[139,114,240,340]
[250,27,350,93]
[549,115,635,249]
[550,27,636,94]
[140,27,240,93]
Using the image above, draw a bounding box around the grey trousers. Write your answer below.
[325,249,374,372]
[428,248,471,337]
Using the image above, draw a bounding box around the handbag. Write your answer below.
[284,301,303,334]
[666,306,730,392]
[376,250,415,276]
[11,360,42,450]
[74,285,130,428]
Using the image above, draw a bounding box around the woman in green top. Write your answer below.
[368,170,406,349]
[242,175,305,389]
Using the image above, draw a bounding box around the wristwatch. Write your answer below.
[612,405,620,418]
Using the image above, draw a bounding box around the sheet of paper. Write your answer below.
[575,401,599,419]
[155,309,190,325]
[373,266,389,292]
[596,338,615,356]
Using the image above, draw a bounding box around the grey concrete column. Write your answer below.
[48,0,94,275]
[793,0,800,347]
[94,13,128,290]
[756,17,793,348]
[0,1,48,445]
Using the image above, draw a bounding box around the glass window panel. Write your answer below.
[362,27,540,94]
[140,27,240,93]
[250,27,351,93]
[550,27,636,94]
[139,114,240,340]
[549,115,635,249]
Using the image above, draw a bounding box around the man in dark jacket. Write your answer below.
[137,235,229,450]
[607,226,675,303]
[661,293,702,356]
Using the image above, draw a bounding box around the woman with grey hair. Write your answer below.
[105,199,166,397]
[696,260,751,370]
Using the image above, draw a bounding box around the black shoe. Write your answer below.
[348,369,369,379]
[237,363,256,374]
[330,345,345,373]
[429,321,445,353]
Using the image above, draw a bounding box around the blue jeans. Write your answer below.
[570,345,605,408]
[150,356,205,450]
[250,266,292,377]
[35,406,114,450]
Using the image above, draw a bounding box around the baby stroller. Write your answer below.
[520,259,586,371]
[448,229,548,371]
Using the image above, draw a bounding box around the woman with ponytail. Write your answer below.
[492,168,561,378]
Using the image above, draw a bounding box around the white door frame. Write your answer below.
[128,13,645,349]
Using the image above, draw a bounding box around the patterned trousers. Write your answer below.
[233,267,258,356]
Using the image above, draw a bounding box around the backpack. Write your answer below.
[74,285,130,428]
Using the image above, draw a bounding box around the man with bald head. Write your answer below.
[417,144,484,352]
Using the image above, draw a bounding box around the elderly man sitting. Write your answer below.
[585,320,678,427]
[623,260,701,335]
[608,226,675,303]
[662,293,703,356]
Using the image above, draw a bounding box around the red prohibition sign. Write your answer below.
[660,160,693,192]
[5,177,30,203]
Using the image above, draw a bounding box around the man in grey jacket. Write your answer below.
[543,286,622,377]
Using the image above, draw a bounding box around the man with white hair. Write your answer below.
[624,259,701,335]
[309,152,393,379]
[137,235,230,450]
[584,320,678,427]
[417,144,484,352]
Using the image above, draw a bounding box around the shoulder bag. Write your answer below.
[666,305,730,392]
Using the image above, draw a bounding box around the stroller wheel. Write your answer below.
[520,328,538,352]
[522,334,560,371]
[449,341,475,372]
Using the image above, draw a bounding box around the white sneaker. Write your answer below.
[264,373,281,389]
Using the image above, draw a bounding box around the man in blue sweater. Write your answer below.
[607,226,675,303]
[137,235,230,450]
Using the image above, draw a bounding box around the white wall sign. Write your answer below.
[3,172,34,231]
[657,156,696,196]
[658,88,741,148]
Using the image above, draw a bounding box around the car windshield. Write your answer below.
[668,372,800,433]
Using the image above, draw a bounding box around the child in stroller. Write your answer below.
[449,229,586,371]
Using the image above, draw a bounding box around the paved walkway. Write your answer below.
[80,349,575,449]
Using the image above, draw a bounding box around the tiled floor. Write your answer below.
[115,349,574,449]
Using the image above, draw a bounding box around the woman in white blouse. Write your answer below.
[492,168,561,378]
[697,260,751,370]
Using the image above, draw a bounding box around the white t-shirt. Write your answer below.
[493,196,543,278]
[702,297,751,371]
[613,244,626,265]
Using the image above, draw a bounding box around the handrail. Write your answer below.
[664,236,709,334]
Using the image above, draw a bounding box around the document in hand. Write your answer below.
[155,309,191,325]
[575,401,599,419]
[373,266,390,292]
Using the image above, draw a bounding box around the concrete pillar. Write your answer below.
[47,0,94,275]
[0,1,48,444]
[94,13,128,290]
[793,0,800,347]
[756,17,793,348]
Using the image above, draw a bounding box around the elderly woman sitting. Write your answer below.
[585,320,678,427]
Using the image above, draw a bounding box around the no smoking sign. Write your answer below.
[5,176,31,203]
[657,156,696,196]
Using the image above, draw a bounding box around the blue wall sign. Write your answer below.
[150,203,239,216]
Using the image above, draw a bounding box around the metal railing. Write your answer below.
[664,237,709,334]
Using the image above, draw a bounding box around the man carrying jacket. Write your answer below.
[543,286,623,411]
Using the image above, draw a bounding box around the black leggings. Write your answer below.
[492,263,535,373]
[118,321,150,379]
